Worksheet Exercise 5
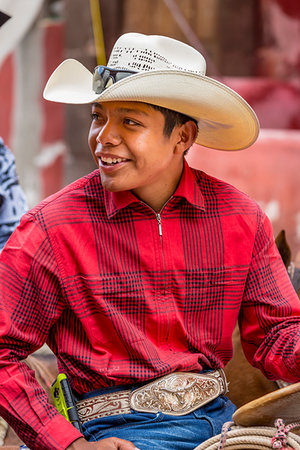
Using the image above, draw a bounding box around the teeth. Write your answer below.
[101,156,127,165]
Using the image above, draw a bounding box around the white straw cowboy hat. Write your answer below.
[43,32,260,151]
[0,0,44,67]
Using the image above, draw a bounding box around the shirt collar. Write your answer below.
[174,160,205,211]
[104,159,205,218]
[104,188,139,218]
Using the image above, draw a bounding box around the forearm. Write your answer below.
[240,212,300,381]
[0,355,83,449]
[0,356,137,449]
[251,319,300,381]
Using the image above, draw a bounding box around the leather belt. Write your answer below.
[76,370,228,424]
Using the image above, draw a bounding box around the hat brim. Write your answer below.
[43,59,259,151]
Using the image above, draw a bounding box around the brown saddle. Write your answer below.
[233,381,300,429]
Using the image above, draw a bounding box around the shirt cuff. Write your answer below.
[33,414,83,450]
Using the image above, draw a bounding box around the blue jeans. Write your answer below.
[82,392,236,450]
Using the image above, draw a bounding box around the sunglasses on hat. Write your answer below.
[92,65,137,95]
[0,11,11,28]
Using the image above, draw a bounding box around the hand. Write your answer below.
[67,436,140,449]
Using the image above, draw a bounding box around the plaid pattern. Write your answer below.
[0,138,27,251]
[0,160,300,448]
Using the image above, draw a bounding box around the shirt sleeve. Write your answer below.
[290,267,300,293]
[0,139,28,251]
[239,210,300,382]
[0,216,83,449]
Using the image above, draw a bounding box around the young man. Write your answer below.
[0,33,300,450]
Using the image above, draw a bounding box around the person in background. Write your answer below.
[0,137,27,251]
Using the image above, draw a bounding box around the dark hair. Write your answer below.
[149,104,198,138]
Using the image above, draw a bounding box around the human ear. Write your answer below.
[174,121,198,154]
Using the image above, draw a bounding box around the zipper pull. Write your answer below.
[156,213,162,236]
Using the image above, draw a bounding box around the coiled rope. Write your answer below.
[194,419,300,450]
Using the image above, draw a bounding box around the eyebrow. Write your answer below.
[91,103,150,117]
[116,107,149,116]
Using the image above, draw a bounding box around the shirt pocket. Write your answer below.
[185,266,247,308]
[184,267,247,346]
[81,274,146,346]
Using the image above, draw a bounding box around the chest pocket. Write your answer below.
[77,273,145,312]
[81,274,147,346]
[185,266,247,309]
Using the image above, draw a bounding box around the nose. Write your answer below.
[96,119,121,146]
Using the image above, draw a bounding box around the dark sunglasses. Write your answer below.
[92,65,137,94]
[0,11,11,28]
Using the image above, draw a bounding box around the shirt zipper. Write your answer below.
[140,198,172,344]
[156,213,162,236]
[139,197,172,237]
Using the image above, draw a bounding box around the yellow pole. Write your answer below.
[89,0,106,65]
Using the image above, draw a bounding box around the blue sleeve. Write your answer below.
[0,138,28,251]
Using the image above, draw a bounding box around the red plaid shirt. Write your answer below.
[1,161,300,449]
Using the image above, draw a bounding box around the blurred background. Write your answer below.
[0,0,299,254]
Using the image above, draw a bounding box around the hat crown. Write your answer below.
[107,33,206,75]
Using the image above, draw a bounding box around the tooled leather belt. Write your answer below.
[76,370,228,424]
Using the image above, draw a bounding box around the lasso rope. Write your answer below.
[194,419,300,450]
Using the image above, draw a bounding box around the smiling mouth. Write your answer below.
[100,156,129,166]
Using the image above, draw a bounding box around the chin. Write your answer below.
[101,176,135,194]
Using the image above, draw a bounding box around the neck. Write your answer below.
[132,161,184,213]
[136,192,172,213]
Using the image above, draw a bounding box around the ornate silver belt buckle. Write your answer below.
[130,371,226,416]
